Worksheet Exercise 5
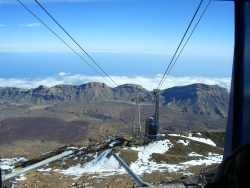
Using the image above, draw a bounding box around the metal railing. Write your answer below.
[2,150,75,182]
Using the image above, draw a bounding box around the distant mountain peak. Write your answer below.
[33,85,48,90]
[115,83,144,89]
[0,82,229,118]
[80,82,109,89]
[161,83,229,118]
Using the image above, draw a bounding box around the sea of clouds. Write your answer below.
[0,73,231,91]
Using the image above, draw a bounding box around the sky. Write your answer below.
[0,0,234,89]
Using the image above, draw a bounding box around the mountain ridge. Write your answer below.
[0,82,229,119]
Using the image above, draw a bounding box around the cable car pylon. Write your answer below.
[145,89,160,141]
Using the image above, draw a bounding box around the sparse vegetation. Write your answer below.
[201,131,225,148]
[151,153,191,164]
[151,134,223,164]
[119,149,138,165]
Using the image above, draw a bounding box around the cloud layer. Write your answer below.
[19,22,42,28]
[0,73,231,91]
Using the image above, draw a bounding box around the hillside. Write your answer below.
[0,83,228,114]
[2,132,225,188]
[0,83,229,158]
[0,117,89,144]
[0,82,153,104]
[161,83,229,118]
[0,83,229,188]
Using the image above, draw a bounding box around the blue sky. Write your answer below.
[0,0,234,85]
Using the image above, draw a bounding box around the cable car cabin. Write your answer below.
[145,116,159,140]
[144,89,160,140]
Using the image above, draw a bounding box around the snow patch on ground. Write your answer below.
[0,157,27,171]
[188,152,204,157]
[37,168,52,172]
[61,139,223,178]
[177,139,190,146]
[182,153,223,166]
[130,139,178,175]
[62,149,125,176]
[15,175,27,181]
[169,133,217,147]
[131,140,173,163]
[62,140,174,176]
[0,157,28,185]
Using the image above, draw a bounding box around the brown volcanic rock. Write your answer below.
[113,83,153,102]
[0,82,229,119]
[161,83,229,118]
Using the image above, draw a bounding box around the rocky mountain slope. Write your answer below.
[161,83,229,118]
[0,82,153,104]
[0,82,229,118]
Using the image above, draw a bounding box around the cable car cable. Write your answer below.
[33,0,118,87]
[157,0,205,89]
[16,0,115,87]
[162,0,212,85]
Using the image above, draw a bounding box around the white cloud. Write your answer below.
[58,72,70,76]
[0,73,231,91]
[19,22,42,28]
